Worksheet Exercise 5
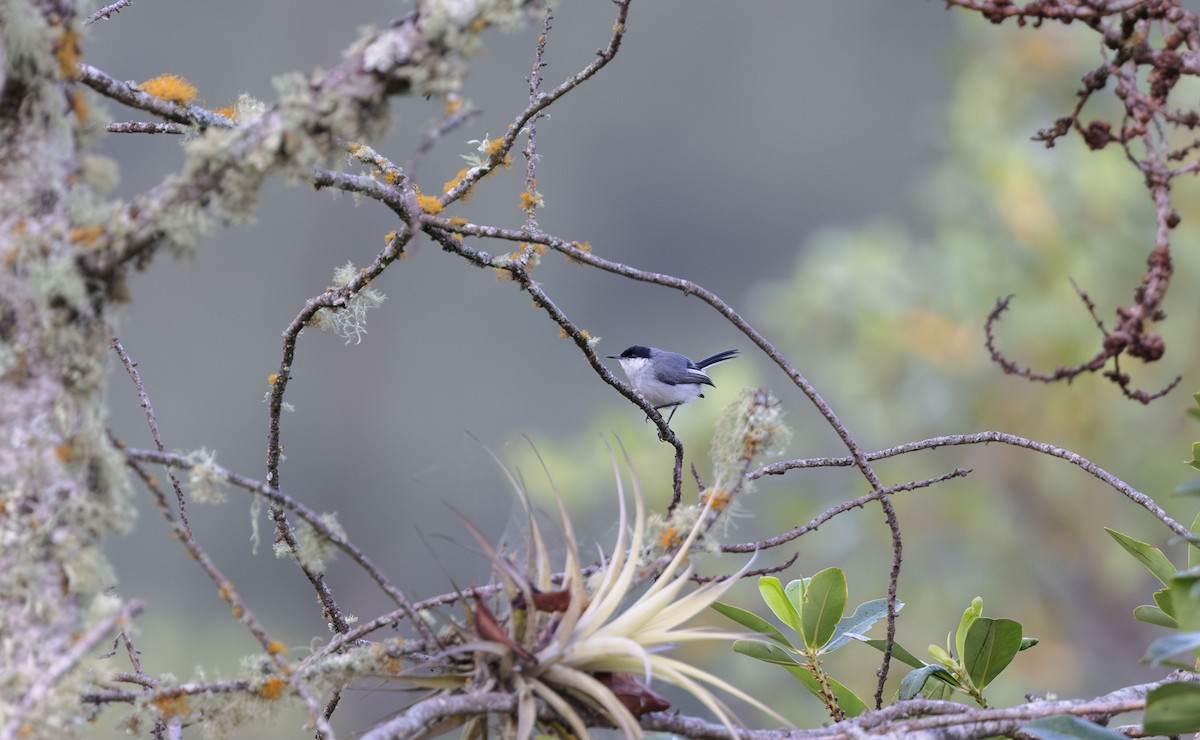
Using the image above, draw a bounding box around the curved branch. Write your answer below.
[752,431,1188,536]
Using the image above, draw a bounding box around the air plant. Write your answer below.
[378,440,792,739]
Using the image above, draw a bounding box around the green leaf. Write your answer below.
[898,664,959,700]
[1170,574,1200,632]
[928,643,956,670]
[1154,587,1177,618]
[733,640,867,717]
[1190,513,1200,570]
[785,577,807,612]
[1190,443,1200,471]
[1020,714,1130,739]
[955,597,983,661]
[1144,682,1200,734]
[1143,632,1200,665]
[822,597,898,654]
[732,639,802,666]
[800,567,847,651]
[1177,478,1200,495]
[1018,637,1039,651]
[1133,604,1178,629]
[775,661,868,718]
[861,638,926,669]
[711,601,795,649]
[1105,528,1177,586]
[758,576,802,634]
[963,617,1022,689]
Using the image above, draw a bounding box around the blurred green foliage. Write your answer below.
[514,16,1200,727]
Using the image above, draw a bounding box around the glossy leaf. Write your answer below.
[1144,682,1200,734]
[955,597,983,661]
[861,637,926,669]
[785,577,807,612]
[774,661,868,718]
[758,577,801,634]
[1105,528,1177,586]
[1021,714,1130,739]
[711,601,795,649]
[1133,604,1177,629]
[800,567,847,651]
[1170,574,1200,632]
[733,640,867,717]
[1191,512,1200,570]
[732,639,801,666]
[1154,587,1176,618]
[927,643,956,670]
[898,664,958,700]
[822,597,900,654]
[1143,632,1200,665]
[963,617,1022,689]
[1018,637,1039,651]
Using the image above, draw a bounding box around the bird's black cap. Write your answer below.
[607,345,652,359]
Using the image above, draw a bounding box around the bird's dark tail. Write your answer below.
[695,349,739,368]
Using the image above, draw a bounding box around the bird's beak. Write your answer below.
[606,354,619,359]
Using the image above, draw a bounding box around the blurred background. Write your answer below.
[84,0,1200,736]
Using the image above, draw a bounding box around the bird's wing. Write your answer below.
[658,365,715,387]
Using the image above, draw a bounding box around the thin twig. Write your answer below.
[752,431,1187,536]
[111,336,191,536]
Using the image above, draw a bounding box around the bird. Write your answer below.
[606,345,739,424]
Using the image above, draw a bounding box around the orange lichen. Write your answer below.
[140,74,198,104]
[55,28,82,78]
[565,240,593,264]
[267,641,289,656]
[152,692,190,719]
[444,94,464,117]
[658,526,683,551]
[69,224,105,248]
[413,186,443,215]
[482,138,505,156]
[519,188,542,211]
[444,168,471,193]
[701,488,732,511]
[55,444,73,463]
[214,105,238,120]
[70,88,89,123]
[259,676,287,700]
[449,216,468,226]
